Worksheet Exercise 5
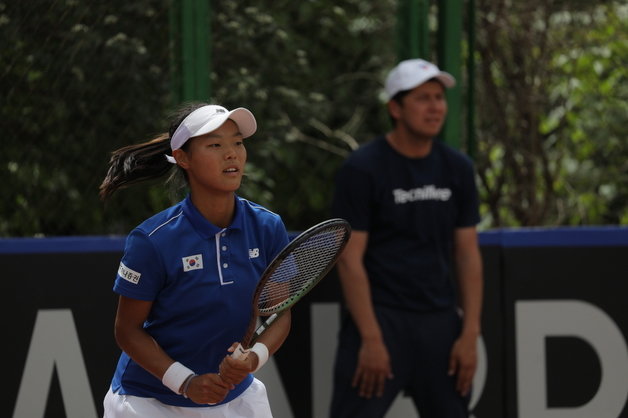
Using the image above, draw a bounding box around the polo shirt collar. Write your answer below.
[182,194,244,239]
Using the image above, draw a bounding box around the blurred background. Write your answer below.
[2,1,628,418]
[2,0,626,237]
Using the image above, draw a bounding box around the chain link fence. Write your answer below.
[1,0,177,236]
[1,0,399,237]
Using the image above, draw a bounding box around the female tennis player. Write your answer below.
[99,103,291,417]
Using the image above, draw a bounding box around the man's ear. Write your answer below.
[387,100,401,121]
[172,149,189,168]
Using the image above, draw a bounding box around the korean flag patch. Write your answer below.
[182,254,203,272]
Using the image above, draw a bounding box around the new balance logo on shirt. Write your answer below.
[393,185,452,204]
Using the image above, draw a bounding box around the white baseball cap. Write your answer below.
[166,105,257,163]
[384,58,456,100]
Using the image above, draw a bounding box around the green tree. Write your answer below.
[474,0,628,226]
[1,0,172,236]
[209,0,396,230]
[1,0,626,236]
[1,0,397,236]
[547,5,628,224]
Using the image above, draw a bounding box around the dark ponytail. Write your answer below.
[99,102,209,201]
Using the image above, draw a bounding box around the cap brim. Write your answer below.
[434,72,456,88]
[385,69,457,100]
[193,107,257,139]
[226,108,257,138]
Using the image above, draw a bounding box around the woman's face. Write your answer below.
[175,119,247,195]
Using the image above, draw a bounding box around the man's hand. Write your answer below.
[448,334,478,397]
[352,337,394,398]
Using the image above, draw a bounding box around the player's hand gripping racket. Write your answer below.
[232,218,351,360]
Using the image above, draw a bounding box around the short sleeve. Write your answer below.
[113,229,167,301]
[455,159,481,228]
[331,163,372,232]
[271,219,290,258]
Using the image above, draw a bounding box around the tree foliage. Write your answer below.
[1,0,626,237]
[209,0,396,230]
[1,0,172,236]
[474,0,628,226]
[1,0,396,236]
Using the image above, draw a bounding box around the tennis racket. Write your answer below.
[232,218,351,360]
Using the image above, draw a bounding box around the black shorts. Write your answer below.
[330,306,470,418]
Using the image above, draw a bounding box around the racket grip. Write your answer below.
[232,343,250,360]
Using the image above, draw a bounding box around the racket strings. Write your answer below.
[257,226,347,314]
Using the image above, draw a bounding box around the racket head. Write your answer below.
[256,218,351,314]
[240,218,351,348]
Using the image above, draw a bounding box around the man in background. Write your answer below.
[330,58,483,418]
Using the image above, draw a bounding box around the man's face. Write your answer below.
[394,80,448,140]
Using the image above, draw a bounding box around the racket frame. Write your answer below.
[234,218,351,358]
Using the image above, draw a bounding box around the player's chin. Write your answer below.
[212,178,242,193]
[424,125,444,137]
[411,125,442,139]
[225,180,242,191]
[222,172,243,183]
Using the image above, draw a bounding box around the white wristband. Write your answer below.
[162,362,195,394]
[251,343,269,373]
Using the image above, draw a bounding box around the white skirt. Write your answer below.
[103,378,273,418]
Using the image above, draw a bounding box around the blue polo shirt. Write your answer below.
[332,136,480,312]
[111,195,289,407]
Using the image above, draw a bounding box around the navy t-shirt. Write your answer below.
[332,136,480,312]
